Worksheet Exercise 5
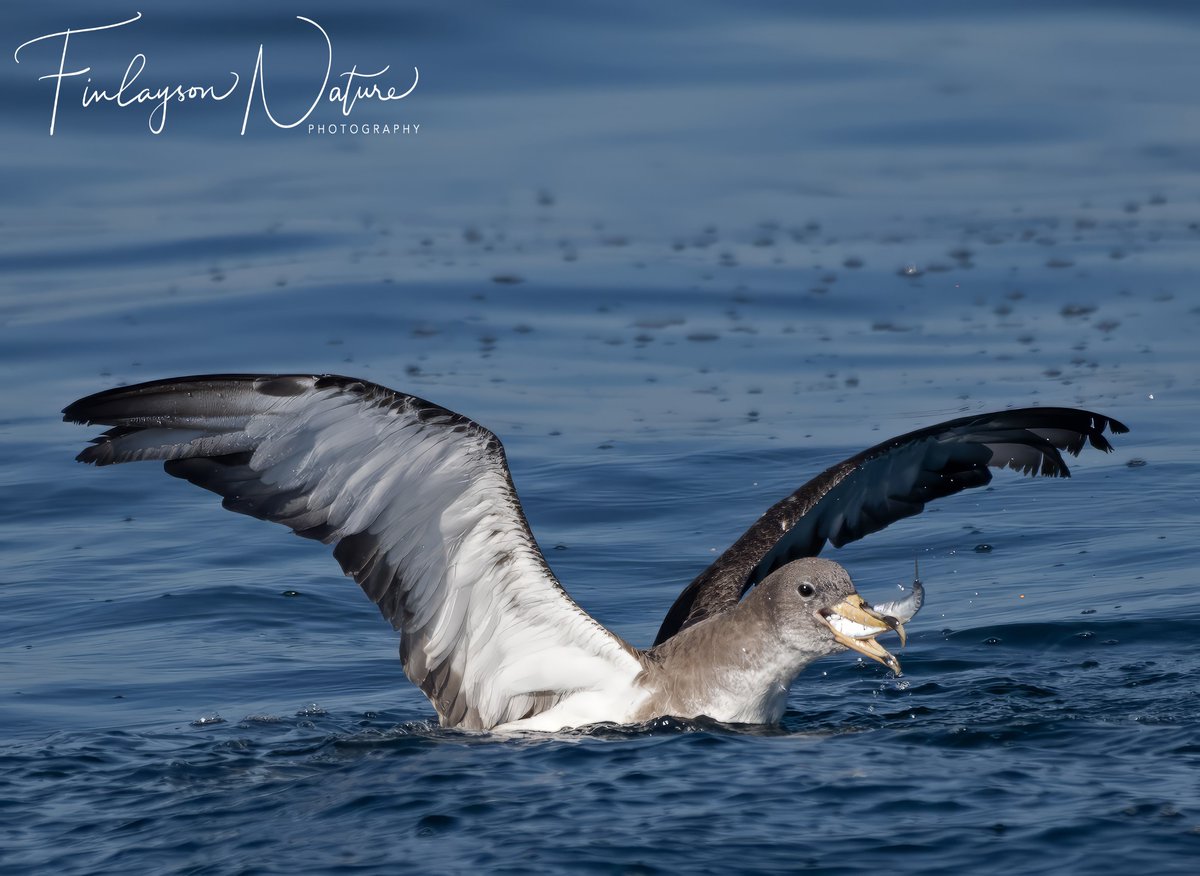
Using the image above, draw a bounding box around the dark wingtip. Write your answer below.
[1086,414,1129,454]
[60,380,146,426]
[62,397,94,424]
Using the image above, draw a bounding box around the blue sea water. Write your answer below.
[2,1,1199,873]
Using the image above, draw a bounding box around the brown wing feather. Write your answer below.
[653,407,1128,645]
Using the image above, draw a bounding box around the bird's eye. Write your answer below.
[798,582,815,599]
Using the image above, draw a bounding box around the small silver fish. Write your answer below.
[871,558,926,635]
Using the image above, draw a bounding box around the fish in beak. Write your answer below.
[871,565,924,626]
[816,594,905,674]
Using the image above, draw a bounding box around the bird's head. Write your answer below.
[750,557,913,674]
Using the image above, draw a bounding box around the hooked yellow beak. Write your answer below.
[815,594,904,674]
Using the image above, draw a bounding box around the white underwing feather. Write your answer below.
[66,374,644,730]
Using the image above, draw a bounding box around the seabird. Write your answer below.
[64,375,1128,732]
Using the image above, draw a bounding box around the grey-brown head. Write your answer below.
[741,557,907,674]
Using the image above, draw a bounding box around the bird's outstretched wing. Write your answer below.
[654,407,1128,645]
[65,374,642,730]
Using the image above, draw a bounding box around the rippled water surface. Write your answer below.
[2,2,1199,873]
